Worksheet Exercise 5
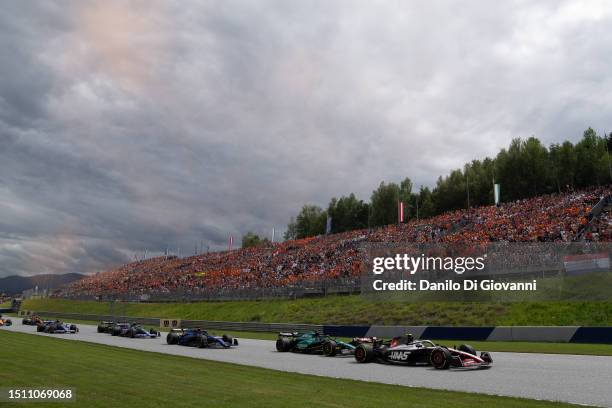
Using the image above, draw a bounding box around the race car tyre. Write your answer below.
[112,328,120,336]
[222,334,234,347]
[22,319,29,325]
[196,335,208,348]
[233,338,239,346]
[97,325,104,333]
[323,340,338,357]
[166,332,179,345]
[430,347,452,369]
[37,325,44,332]
[5,319,11,326]
[481,351,493,363]
[129,329,135,338]
[70,324,77,332]
[354,344,374,363]
[276,337,292,352]
[458,344,477,356]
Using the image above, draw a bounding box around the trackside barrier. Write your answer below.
[27,311,160,326]
[25,311,612,343]
[29,311,323,333]
[345,325,612,343]
[179,320,323,333]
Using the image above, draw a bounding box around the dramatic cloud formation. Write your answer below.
[1,0,611,277]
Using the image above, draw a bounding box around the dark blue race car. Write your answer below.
[166,328,238,348]
[36,320,78,334]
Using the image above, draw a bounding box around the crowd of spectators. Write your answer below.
[58,186,611,297]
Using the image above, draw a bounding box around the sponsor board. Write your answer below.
[160,319,181,329]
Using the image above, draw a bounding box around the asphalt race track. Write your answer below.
[3,322,612,407]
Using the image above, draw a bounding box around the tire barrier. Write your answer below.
[25,311,612,343]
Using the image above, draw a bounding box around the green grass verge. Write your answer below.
[0,301,11,308]
[21,297,612,326]
[0,330,586,408]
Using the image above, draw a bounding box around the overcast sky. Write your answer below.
[1,0,612,277]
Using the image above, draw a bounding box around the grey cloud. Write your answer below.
[1,0,612,277]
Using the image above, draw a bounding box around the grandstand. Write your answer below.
[56,186,611,300]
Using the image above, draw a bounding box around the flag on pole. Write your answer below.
[398,201,405,223]
[494,184,501,206]
[228,235,233,251]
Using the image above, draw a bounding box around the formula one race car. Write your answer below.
[166,328,238,348]
[22,315,43,326]
[354,334,492,369]
[111,322,160,338]
[276,331,330,354]
[0,315,12,326]
[97,321,117,333]
[275,331,369,356]
[36,320,78,334]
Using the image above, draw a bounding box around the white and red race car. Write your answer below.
[354,334,492,369]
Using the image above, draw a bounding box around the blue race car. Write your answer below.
[111,322,160,338]
[36,320,78,334]
[166,328,238,348]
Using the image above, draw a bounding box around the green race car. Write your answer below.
[275,331,372,356]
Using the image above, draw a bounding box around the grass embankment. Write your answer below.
[0,330,587,408]
[0,301,12,308]
[21,297,612,326]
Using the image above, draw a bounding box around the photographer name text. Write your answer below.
[371,279,538,291]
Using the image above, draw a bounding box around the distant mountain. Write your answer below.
[0,273,85,295]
